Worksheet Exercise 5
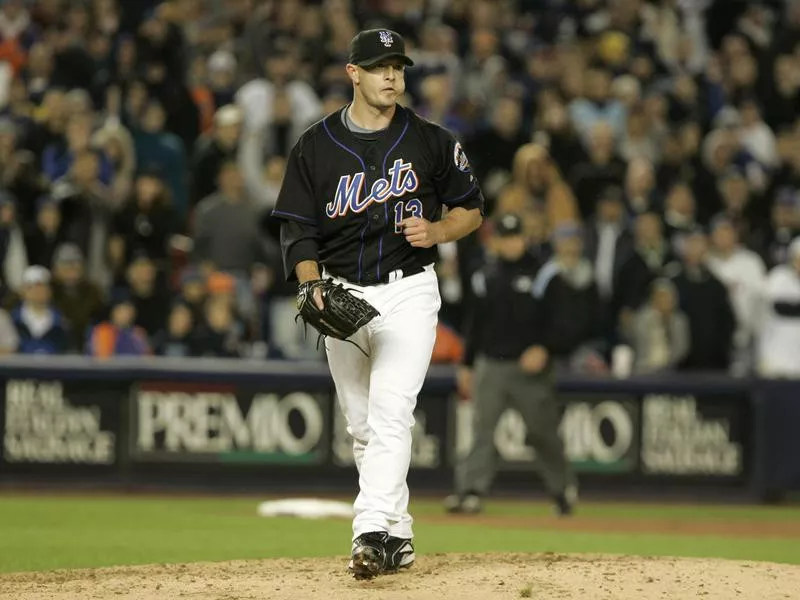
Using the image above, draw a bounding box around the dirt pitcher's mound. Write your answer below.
[2,553,798,600]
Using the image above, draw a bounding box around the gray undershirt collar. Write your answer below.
[342,105,387,136]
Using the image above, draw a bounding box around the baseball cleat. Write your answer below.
[349,532,388,580]
[384,536,415,571]
[444,493,483,514]
[443,493,462,513]
[553,484,579,517]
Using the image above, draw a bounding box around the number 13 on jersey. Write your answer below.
[394,198,423,233]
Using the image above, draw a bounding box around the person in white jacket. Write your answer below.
[758,237,800,378]
[235,50,322,145]
[707,214,766,374]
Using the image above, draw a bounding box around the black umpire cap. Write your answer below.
[348,29,414,68]
[494,213,524,237]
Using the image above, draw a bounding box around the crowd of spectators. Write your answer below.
[0,0,798,376]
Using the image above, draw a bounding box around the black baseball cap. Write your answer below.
[598,185,624,203]
[348,29,414,68]
[494,213,524,237]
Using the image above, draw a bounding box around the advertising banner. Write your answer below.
[452,394,640,474]
[0,361,762,494]
[0,378,123,469]
[131,382,329,465]
[757,381,800,497]
[640,393,749,479]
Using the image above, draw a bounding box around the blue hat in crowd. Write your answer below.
[552,221,583,241]
[36,195,58,212]
[775,187,798,208]
[129,249,154,265]
[138,163,165,180]
[109,287,133,306]
[685,224,707,238]
[709,213,734,232]
[142,7,159,22]
[53,243,84,266]
[719,166,746,184]
[0,190,16,206]
[180,266,204,286]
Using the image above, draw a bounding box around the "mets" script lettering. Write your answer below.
[326,159,419,218]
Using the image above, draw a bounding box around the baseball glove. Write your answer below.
[296,279,380,352]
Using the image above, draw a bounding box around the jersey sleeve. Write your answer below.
[432,129,485,213]
[273,134,321,281]
[272,136,318,225]
[279,220,319,281]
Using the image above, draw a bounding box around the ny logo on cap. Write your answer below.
[378,31,394,47]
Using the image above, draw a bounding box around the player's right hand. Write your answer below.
[399,217,442,248]
[456,366,473,398]
[519,345,548,373]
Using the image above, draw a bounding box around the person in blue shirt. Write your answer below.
[11,266,70,355]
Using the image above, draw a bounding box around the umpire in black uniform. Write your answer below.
[445,214,583,516]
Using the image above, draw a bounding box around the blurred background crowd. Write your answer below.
[0,0,798,375]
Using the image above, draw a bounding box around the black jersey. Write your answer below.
[273,105,484,284]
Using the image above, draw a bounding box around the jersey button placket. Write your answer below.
[363,153,380,284]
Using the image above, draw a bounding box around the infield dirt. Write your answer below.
[2,553,799,600]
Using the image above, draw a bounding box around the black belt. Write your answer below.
[481,352,523,362]
[325,263,430,286]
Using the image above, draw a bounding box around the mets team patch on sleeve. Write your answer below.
[453,142,471,172]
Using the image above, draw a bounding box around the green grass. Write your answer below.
[0,495,798,573]
[412,498,800,522]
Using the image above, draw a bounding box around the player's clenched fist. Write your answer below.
[519,345,549,373]
[399,217,442,248]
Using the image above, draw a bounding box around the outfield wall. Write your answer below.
[0,356,796,501]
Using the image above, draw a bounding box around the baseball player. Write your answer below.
[272,29,484,579]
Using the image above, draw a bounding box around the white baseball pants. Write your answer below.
[324,265,440,540]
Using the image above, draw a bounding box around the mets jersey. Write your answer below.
[273,104,484,284]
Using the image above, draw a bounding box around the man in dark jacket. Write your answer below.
[189,105,243,208]
[152,302,198,357]
[569,121,627,219]
[51,243,106,352]
[583,186,634,342]
[614,212,675,334]
[669,227,736,371]
[752,188,800,269]
[122,252,170,338]
[463,97,528,203]
[130,101,188,218]
[24,196,67,269]
[444,214,579,518]
[533,222,606,370]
